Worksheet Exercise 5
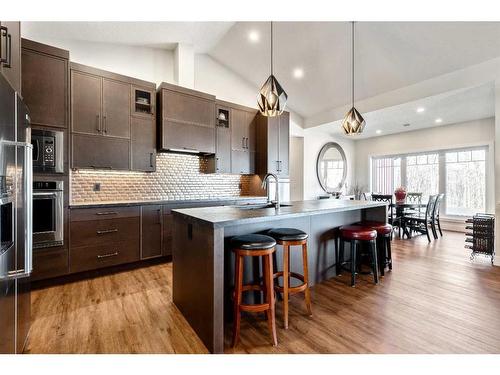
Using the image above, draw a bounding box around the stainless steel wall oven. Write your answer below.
[32,180,63,248]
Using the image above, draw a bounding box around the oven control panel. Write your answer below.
[42,137,55,166]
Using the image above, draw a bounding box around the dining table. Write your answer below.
[390,201,427,238]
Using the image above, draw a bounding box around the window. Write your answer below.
[370,146,488,216]
[445,149,486,216]
[406,153,439,202]
[372,157,401,194]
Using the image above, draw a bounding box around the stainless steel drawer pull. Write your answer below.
[96,229,118,235]
[97,252,119,259]
[96,211,117,216]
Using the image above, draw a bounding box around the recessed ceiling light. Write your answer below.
[403,123,411,127]
[248,31,260,43]
[376,129,382,134]
[293,68,304,79]
[435,118,443,123]
[416,107,425,113]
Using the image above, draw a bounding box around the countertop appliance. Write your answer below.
[0,73,33,354]
[31,128,63,174]
[33,180,64,249]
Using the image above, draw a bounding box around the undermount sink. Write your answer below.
[235,203,293,210]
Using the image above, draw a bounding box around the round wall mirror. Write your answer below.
[316,142,347,193]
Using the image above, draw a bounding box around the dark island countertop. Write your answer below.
[69,196,266,209]
[172,199,388,228]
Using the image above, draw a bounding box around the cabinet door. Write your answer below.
[267,116,280,174]
[278,112,290,176]
[141,205,163,259]
[215,127,231,173]
[0,22,21,94]
[246,111,257,152]
[231,150,255,174]
[22,48,67,128]
[162,89,215,128]
[131,116,155,172]
[72,134,130,170]
[162,209,173,256]
[102,78,130,138]
[231,108,247,152]
[71,71,102,135]
[162,120,215,154]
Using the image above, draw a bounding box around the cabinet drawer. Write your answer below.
[70,240,140,273]
[70,217,140,248]
[32,248,69,281]
[71,206,140,222]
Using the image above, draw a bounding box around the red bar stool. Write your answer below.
[267,228,312,329]
[231,234,278,347]
[358,221,393,276]
[339,225,379,287]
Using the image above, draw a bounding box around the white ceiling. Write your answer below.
[21,21,500,131]
[21,22,234,53]
[209,22,500,119]
[315,83,495,139]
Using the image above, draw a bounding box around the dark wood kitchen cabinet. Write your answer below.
[256,111,290,177]
[0,21,21,94]
[157,82,216,154]
[162,207,173,257]
[230,104,257,174]
[70,62,156,170]
[21,39,69,129]
[131,116,156,172]
[141,205,163,259]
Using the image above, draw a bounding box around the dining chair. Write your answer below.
[432,194,445,237]
[404,195,438,242]
[405,192,423,215]
[362,192,372,201]
[371,194,398,234]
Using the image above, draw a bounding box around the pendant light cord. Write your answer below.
[351,21,355,107]
[271,21,274,77]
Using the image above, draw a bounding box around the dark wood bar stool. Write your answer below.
[338,225,379,287]
[357,221,393,276]
[231,234,278,347]
[268,228,312,329]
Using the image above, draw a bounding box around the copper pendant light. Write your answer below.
[258,21,288,117]
[342,21,365,135]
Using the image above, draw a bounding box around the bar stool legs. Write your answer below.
[232,253,244,347]
[302,242,313,317]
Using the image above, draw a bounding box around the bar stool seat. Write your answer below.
[230,234,278,347]
[268,228,309,242]
[231,234,276,250]
[358,221,392,235]
[340,225,377,241]
[267,228,312,329]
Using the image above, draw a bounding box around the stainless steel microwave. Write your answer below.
[31,129,64,174]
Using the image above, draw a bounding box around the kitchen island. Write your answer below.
[172,199,387,353]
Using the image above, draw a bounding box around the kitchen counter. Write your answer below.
[172,199,387,227]
[69,196,266,209]
[171,199,387,353]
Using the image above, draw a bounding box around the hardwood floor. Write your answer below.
[26,231,500,354]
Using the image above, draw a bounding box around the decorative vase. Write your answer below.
[394,187,407,203]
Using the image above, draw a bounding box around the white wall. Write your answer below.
[302,128,356,200]
[354,117,495,213]
[290,137,304,200]
[20,36,175,86]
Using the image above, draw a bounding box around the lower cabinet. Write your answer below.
[141,205,163,259]
[31,248,69,282]
[162,207,174,257]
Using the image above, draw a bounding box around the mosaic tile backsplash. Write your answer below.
[70,153,263,204]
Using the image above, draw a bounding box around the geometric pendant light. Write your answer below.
[342,21,366,135]
[258,21,288,117]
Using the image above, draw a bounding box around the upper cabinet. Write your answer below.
[230,104,257,174]
[157,82,216,154]
[21,39,69,129]
[256,111,290,177]
[70,62,155,171]
[0,21,21,94]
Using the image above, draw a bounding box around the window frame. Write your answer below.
[370,145,490,218]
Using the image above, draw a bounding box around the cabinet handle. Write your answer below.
[96,114,100,133]
[216,157,219,171]
[0,26,7,64]
[241,137,245,149]
[276,160,280,172]
[97,251,119,259]
[157,208,162,224]
[103,115,107,134]
[96,229,118,235]
[149,153,154,168]
[95,211,117,216]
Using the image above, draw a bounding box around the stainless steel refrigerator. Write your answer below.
[0,73,33,354]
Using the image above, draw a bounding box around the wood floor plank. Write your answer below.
[25,231,500,354]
